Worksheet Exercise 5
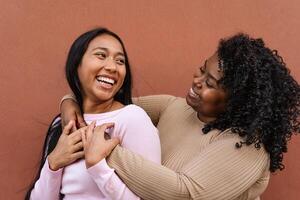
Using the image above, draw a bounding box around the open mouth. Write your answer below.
[189,88,200,99]
[96,76,116,86]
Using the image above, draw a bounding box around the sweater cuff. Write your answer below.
[44,158,63,178]
[88,159,120,193]
[87,159,114,177]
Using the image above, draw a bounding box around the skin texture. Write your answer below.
[78,34,126,114]
[50,34,127,170]
[48,121,86,171]
[82,121,119,168]
[186,53,227,123]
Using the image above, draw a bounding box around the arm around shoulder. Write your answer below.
[107,133,269,200]
[132,95,177,126]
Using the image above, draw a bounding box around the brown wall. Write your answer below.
[1,0,299,199]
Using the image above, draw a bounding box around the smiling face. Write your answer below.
[186,53,228,122]
[78,34,126,108]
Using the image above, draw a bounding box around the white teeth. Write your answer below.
[189,88,199,98]
[96,76,115,85]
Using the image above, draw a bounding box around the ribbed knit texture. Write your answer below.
[107,95,270,200]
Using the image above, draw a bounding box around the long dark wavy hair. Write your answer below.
[203,33,300,172]
[25,27,133,199]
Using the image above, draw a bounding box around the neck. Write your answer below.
[197,112,216,123]
[83,98,115,114]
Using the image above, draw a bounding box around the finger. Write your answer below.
[62,120,75,135]
[72,142,83,152]
[69,126,88,143]
[76,113,87,128]
[71,122,77,132]
[71,114,78,131]
[81,132,86,148]
[107,138,120,153]
[69,126,88,137]
[86,121,96,141]
[72,151,85,160]
[71,133,82,144]
[94,123,115,134]
[110,138,120,148]
[78,126,89,132]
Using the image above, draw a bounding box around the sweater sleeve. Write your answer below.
[30,158,63,200]
[87,159,140,200]
[107,134,269,200]
[132,95,176,126]
[87,106,161,200]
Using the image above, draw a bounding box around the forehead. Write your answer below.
[206,53,223,80]
[87,34,124,53]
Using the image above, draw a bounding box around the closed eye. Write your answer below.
[116,58,125,65]
[95,52,106,59]
[205,79,215,88]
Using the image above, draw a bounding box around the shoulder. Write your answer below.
[134,94,177,101]
[114,105,158,136]
[133,94,179,107]
[117,105,157,129]
[121,104,151,119]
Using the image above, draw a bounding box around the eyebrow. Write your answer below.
[204,60,220,84]
[92,47,125,57]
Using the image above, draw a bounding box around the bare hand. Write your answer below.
[60,97,87,130]
[48,121,87,171]
[82,121,120,168]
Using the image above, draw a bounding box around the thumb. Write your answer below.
[108,138,120,151]
[62,120,75,135]
[71,122,77,132]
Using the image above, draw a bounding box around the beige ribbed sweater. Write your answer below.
[107,95,270,200]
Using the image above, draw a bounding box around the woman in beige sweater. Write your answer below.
[60,33,300,199]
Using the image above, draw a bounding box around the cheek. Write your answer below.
[118,67,126,85]
[77,67,86,83]
[77,67,92,87]
[201,90,223,105]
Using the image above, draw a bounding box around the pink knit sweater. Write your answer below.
[30,105,161,200]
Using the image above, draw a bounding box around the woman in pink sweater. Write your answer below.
[25,28,161,200]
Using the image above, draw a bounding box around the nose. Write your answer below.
[104,56,117,72]
[193,74,204,88]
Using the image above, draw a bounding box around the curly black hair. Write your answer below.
[203,33,300,172]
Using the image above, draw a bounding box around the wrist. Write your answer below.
[85,156,105,169]
[48,155,60,171]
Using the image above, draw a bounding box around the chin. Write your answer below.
[186,95,197,110]
[93,92,114,102]
[186,95,192,106]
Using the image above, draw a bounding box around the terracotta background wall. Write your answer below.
[0,0,299,199]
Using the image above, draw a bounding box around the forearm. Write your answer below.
[29,158,62,200]
[88,159,140,200]
[107,137,269,200]
[132,95,176,126]
[107,146,190,200]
